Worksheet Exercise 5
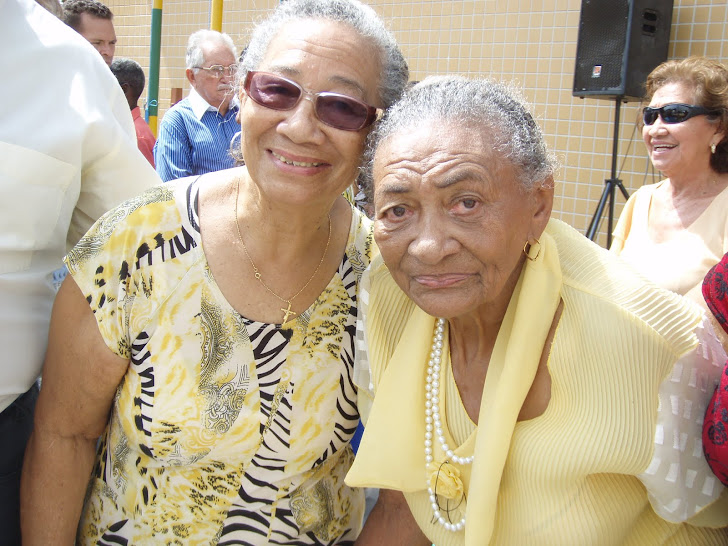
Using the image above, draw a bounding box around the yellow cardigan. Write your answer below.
[347,219,728,545]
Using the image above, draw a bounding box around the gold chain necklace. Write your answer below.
[233,177,332,323]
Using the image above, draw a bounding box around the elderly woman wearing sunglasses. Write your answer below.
[611,56,728,318]
[20,0,407,544]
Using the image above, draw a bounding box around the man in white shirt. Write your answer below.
[0,1,159,542]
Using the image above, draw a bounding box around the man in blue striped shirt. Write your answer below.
[154,30,240,182]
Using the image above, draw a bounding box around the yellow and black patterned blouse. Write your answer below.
[65,177,374,544]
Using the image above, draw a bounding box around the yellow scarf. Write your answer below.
[347,228,561,545]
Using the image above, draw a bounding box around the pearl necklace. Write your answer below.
[425,318,474,533]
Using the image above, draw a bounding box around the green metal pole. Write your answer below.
[147,0,163,136]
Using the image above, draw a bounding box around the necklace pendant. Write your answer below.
[234,176,332,325]
[281,301,296,323]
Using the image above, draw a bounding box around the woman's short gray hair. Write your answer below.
[238,0,408,109]
[186,30,237,70]
[365,76,558,195]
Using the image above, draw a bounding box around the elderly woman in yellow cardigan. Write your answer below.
[346,76,728,545]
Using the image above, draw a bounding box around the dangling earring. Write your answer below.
[523,239,541,261]
[711,143,717,154]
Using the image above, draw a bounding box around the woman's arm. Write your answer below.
[20,277,129,545]
[356,489,430,546]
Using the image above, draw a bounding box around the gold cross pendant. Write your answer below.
[281,301,296,323]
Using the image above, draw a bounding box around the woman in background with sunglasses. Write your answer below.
[21,0,407,543]
[611,56,728,318]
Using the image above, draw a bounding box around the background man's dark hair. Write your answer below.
[61,0,113,31]
[110,57,145,105]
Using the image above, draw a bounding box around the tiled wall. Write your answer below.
[104,0,728,247]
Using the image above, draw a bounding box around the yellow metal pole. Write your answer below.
[211,0,223,32]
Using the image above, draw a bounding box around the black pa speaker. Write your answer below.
[573,0,674,102]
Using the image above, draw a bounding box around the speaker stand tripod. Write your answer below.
[585,97,630,248]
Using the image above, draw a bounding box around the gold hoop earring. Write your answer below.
[711,143,717,154]
[524,239,541,261]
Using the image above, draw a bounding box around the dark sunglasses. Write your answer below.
[243,71,382,131]
[642,103,721,125]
